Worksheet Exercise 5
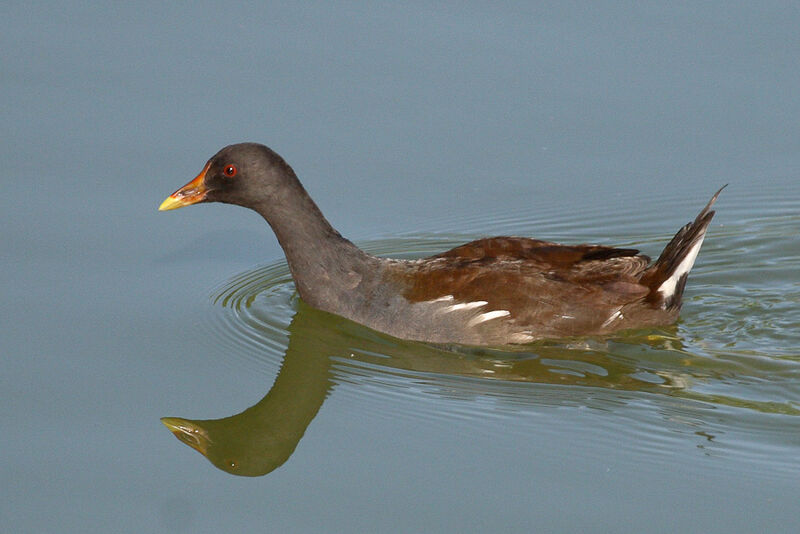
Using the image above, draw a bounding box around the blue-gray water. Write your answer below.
[2,3,799,533]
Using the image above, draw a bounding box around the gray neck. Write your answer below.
[251,176,375,311]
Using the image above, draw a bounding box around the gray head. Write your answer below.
[159,143,299,211]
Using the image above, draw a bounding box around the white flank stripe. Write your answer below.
[658,235,705,298]
[467,310,511,326]
[430,295,455,303]
[442,300,488,313]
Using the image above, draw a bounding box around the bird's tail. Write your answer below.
[641,186,725,309]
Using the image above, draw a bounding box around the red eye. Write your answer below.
[223,164,237,177]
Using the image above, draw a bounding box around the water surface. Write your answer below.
[3,2,799,533]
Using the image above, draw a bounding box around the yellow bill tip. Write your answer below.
[158,195,186,211]
[159,163,211,212]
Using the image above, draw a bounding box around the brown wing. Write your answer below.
[430,237,649,280]
[400,237,652,337]
[433,237,645,268]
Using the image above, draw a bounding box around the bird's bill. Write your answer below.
[158,162,210,211]
[161,417,209,454]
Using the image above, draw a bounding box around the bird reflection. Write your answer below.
[162,302,692,477]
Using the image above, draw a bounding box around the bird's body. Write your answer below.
[160,143,722,346]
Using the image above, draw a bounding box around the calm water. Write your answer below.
[3,3,799,533]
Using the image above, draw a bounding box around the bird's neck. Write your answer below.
[251,176,375,310]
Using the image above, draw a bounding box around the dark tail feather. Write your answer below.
[642,185,726,309]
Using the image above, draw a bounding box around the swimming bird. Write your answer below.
[160,143,723,345]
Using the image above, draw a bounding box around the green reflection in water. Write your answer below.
[163,300,782,477]
[162,305,334,477]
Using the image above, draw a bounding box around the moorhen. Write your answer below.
[160,143,723,345]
